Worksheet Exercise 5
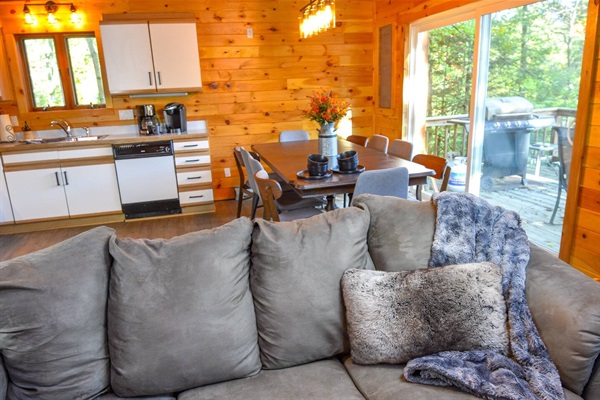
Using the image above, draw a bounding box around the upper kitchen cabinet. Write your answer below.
[100,15,202,95]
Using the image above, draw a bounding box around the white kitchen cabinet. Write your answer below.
[0,161,14,223]
[173,137,214,211]
[5,167,70,221]
[100,20,202,94]
[2,147,121,222]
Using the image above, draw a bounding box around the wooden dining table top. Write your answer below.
[251,139,435,198]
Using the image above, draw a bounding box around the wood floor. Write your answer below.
[0,200,248,262]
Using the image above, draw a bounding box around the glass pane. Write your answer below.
[66,37,105,106]
[23,38,65,108]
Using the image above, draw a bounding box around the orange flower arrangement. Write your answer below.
[304,89,350,127]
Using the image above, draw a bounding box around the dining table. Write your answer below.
[251,139,435,211]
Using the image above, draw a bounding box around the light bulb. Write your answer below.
[47,12,56,24]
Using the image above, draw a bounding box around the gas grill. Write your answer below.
[454,96,555,190]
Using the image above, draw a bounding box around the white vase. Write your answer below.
[318,122,338,169]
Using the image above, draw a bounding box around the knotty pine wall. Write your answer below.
[0,0,375,201]
[373,0,600,279]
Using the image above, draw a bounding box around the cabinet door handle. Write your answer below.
[183,144,199,148]
[189,195,204,199]
[148,72,153,86]
[187,176,202,180]
[185,159,200,163]
[55,171,61,186]
[157,71,162,85]
[63,171,69,185]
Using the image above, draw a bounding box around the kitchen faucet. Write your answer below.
[50,119,71,138]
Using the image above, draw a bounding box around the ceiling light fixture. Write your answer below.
[22,1,81,25]
[299,0,336,39]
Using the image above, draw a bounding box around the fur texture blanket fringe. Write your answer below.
[403,192,564,400]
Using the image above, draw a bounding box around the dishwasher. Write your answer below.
[113,140,181,219]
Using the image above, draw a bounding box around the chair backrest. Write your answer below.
[388,139,413,161]
[366,134,389,153]
[412,154,451,192]
[552,126,573,186]
[255,169,283,221]
[352,167,409,201]
[279,130,310,142]
[233,147,247,184]
[346,135,369,147]
[240,147,265,195]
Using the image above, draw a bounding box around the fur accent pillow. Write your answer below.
[341,262,509,364]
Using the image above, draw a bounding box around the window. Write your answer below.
[18,33,105,110]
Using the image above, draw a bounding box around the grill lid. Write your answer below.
[485,96,534,120]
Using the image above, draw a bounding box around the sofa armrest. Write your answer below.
[1,355,7,400]
[526,243,600,398]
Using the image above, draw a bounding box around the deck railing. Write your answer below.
[425,108,577,159]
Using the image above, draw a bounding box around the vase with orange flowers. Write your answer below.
[304,89,350,162]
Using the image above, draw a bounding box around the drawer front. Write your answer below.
[175,154,211,167]
[177,169,212,186]
[173,140,209,152]
[179,188,214,205]
[2,150,59,164]
[59,147,113,159]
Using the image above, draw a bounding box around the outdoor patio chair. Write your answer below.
[412,154,451,201]
[254,169,323,222]
[388,139,413,160]
[549,126,573,224]
[366,134,389,153]
[279,130,310,142]
[351,167,409,205]
[345,135,369,147]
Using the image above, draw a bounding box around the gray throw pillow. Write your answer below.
[352,194,436,271]
[108,217,261,397]
[0,226,115,399]
[342,262,509,364]
[251,207,374,369]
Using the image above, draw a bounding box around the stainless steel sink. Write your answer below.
[27,135,108,144]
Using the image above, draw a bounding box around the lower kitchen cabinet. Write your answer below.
[173,137,215,213]
[0,160,14,224]
[2,147,121,223]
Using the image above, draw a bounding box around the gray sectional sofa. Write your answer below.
[0,194,599,400]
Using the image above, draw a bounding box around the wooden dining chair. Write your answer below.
[345,135,369,147]
[388,139,413,161]
[351,167,409,205]
[412,154,451,201]
[279,130,310,142]
[366,134,389,153]
[255,170,323,222]
[233,147,258,218]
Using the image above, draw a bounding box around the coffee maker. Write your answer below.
[163,103,187,133]
[136,104,160,135]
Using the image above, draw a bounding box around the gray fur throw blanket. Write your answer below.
[403,192,564,400]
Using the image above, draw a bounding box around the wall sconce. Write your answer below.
[23,1,81,25]
[299,0,336,39]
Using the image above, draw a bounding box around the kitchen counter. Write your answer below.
[0,132,209,153]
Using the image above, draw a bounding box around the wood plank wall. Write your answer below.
[0,0,375,201]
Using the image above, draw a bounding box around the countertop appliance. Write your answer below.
[113,140,181,219]
[163,103,187,133]
[136,104,160,135]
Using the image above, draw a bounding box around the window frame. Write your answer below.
[17,32,106,112]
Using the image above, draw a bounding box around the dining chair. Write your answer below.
[279,130,310,142]
[549,126,573,224]
[255,170,323,222]
[366,134,389,153]
[345,135,369,147]
[244,155,325,219]
[412,154,451,201]
[351,167,409,205]
[388,139,413,161]
[233,147,257,218]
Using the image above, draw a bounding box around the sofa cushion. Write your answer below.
[352,194,436,271]
[526,243,600,396]
[108,218,261,397]
[251,207,374,369]
[178,358,365,400]
[341,263,509,364]
[0,226,115,400]
[343,358,583,400]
